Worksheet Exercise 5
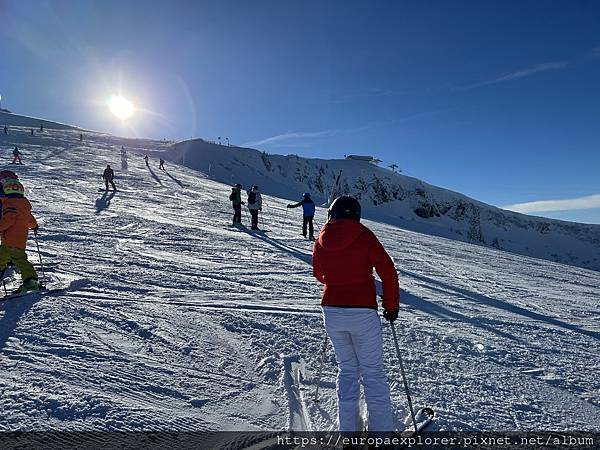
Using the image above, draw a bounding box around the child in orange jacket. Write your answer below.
[0,178,39,293]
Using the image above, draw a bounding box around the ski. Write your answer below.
[1,287,54,302]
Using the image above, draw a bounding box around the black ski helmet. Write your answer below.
[234,183,242,189]
[303,192,311,198]
[328,196,361,222]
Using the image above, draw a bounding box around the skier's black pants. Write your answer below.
[250,209,259,229]
[105,179,116,191]
[233,204,242,224]
[303,216,314,238]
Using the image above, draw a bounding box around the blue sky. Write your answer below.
[1,0,599,223]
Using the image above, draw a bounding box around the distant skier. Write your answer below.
[312,196,399,433]
[11,146,23,165]
[39,123,44,132]
[159,158,165,170]
[0,178,40,294]
[102,165,117,191]
[287,192,316,240]
[79,133,83,142]
[3,125,7,134]
[247,185,262,230]
[229,183,243,225]
[30,129,34,136]
[121,147,128,170]
[144,155,149,166]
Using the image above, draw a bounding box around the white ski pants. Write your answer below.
[323,306,393,432]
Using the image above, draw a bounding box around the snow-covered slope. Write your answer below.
[0,110,79,131]
[0,122,598,433]
[164,139,600,273]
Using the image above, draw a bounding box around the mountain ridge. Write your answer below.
[0,110,80,131]
[164,138,600,272]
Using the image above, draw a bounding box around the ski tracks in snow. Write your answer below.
[0,127,598,432]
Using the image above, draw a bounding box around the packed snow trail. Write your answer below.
[0,125,598,432]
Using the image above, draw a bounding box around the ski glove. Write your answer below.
[383,309,398,322]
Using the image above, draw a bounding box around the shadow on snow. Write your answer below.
[400,269,600,342]
[95,191,116,214]
[146,164,163,186]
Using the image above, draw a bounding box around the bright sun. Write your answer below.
[107,95,135,120]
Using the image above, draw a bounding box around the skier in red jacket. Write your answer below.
[312,196,399,433]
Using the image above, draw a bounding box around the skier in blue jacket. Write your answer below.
[287,192,316,240]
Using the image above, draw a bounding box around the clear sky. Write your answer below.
[1,0,599,223]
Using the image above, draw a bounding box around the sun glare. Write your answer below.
[107,95,135,120]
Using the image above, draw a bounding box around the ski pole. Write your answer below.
[260,200,268,230]
[33,230,46,288]
[260,207,269,231]
[390,321,418,433]
[313,218,322,235]
[279,207,289,237]
[312,334,329,402]
[1,269,6,296]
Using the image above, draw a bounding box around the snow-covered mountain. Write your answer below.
[164,139,600,272]
[0,114,598,434]
[0,110,79,131]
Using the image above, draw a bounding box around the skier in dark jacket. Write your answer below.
[229,183,243,225]
[287,192,316,240]
[247,185,262,230]
[11,147,22,165]
[102,165,116,191]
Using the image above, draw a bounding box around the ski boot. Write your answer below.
[13,277,41,295]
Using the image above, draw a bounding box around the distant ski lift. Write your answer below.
[344,155,382,165]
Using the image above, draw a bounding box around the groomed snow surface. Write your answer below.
[0,125,598,433]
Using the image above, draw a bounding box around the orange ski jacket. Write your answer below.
[0,196,38,249]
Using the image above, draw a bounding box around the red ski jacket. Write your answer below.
[312,219,399,311]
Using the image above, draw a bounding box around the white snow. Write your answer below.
[164,139,600,273]
[0,115,598,432]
